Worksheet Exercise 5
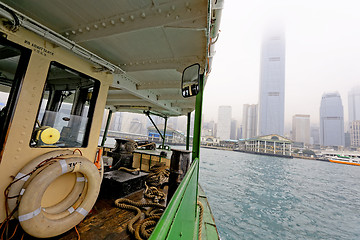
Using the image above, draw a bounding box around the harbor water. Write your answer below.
[199,148,360,240]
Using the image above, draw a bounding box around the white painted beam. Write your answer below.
[119,56,201,72]
[136,81,180,90]
[64,1,207,43]
[106,93,140,100]
[171,101,195,108]
[157,94,183,100]
[112,73,183,115]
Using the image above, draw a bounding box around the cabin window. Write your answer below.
[0,39,31,156]
[31,62,100,148]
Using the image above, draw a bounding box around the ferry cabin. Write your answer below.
[0,0,223,239]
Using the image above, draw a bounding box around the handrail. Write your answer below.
[149,158,199,239]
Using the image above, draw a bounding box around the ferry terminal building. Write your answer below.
[238,134,292,157]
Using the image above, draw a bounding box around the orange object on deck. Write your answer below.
[95,148,103,170]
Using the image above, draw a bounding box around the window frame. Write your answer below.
[0,37,31,160]
[31,61,100,148]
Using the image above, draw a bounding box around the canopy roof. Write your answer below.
[2,0,223,117]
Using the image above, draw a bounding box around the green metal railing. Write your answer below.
[149,158,199,239]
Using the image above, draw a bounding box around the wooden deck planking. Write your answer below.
[58,189,146,240]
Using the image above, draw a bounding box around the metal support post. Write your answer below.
[273,141,276,154]
[192,74,204,216]
[145,111,164,142]
[167,149,191,203]
[162,116,168,148]
[192,75,204,161]
[101,109,112,147]
[186,112,191,150]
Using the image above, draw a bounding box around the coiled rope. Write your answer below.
[144,182,165,203]
[135,215,160,239]
[145,163,169,187]
[118,167,140,174]
[197,200,204,240]
[114,198,165,240]
[137,142,156,150]
[114,161,169,239]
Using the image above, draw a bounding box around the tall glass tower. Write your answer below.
[320,92,344,146]
[258,28,285,136]
[217,105,232,140]
[348,86,360,123]
[348,86,360,146]
[242,104,258,139]
[292,114,310,144]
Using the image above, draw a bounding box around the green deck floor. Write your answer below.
[198,185,220,240]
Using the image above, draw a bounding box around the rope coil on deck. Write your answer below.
[135,215,160,239]
[144,182,166,203]
[197,200,204,240]
[118,167,140,174]
[145,163,169,187]
[114,198,165,240]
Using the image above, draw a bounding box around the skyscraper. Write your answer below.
[320,92,344,146]
[310,126,320,145]
[230,119,238,140]
[292,114,310,145]
[217,106,232,140]
[348,86,360,123]
[242,104,258,139]
[350,121,360,146]
[258,27,285,136]
[348,86,360,146]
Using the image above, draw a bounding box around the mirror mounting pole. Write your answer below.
[186,112,191,150]
[192,74,204,161]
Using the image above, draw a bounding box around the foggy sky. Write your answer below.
[202,0,360,131]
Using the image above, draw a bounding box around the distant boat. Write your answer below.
[328,155,360,166]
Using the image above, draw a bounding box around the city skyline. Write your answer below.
[202,0,360,129]
[92,0,360,144]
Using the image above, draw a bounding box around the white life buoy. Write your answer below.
[41,171,87,219]
[16,156,101,238]
[8,150,77,217]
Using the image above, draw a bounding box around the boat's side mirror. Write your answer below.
[181,63,200,98]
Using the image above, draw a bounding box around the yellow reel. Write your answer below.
[36,127,60,145]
